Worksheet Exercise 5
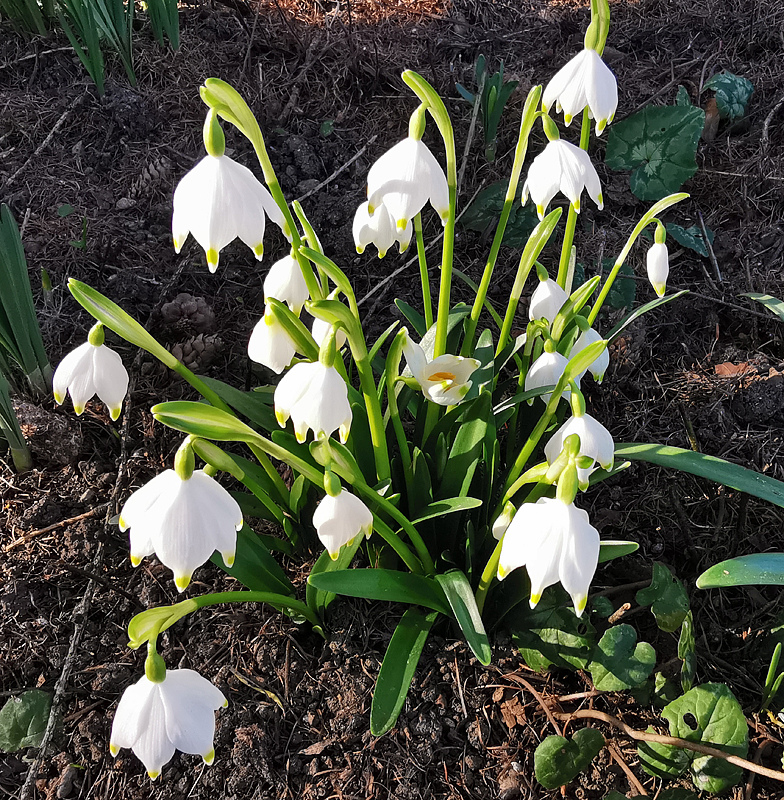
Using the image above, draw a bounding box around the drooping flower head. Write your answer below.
[402,330,480,406]
[119,467,243,592]
[248,305,297,374]
[646,242,669,298]
[544,412,615,485]
[353,201,412,258]
[543,48,618,135]
[274,360,352,443]
[524,345,576,405]
[53,324,129,421]
[497,497,600,616]
[529,278,569,325]
[522,138,603,220]
[110,668,227,780]
[366,138,449,231]
[313,489,374,559]
[570,326,610,383]
[263,255,310,314]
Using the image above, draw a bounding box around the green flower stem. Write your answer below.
[475,539,502,613]
[354,351,391,484]
[414,214,433,330]
[169,362,233,414]
[586,192,689,326]
[246,442,291,510]
[353,481,435,576]
[495,253,537,358]
[461,85,542,356]
[191,590,324,634]
[372,515,424,574]
[556,110,592,288]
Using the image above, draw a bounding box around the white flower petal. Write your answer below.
[161,669,225,757]
[52,342,93,405]
[313,490,373,557]
[571,327,610,383]
[525,350,572,404]
[248,308,297,374]
[91,345,129,419]
[646,243,669,297]
[264,255,310,313]
[529,279,568,324]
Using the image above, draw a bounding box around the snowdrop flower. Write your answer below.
[110,668,227,779]
[248,305,297,374]
[492,502,517,541]
[646,242,669,297]
[313,489,374,559]
[353,201,412,257]
[312,316,347,350]
[263,255,309,313]
[529,278,568,325]
[543,48,618,135]
[119,469,242,591]
[402,331,480,406]
[367,138,449,231]
[53,325,129,420]
[274,360,352,443]
[497,497,600,616]
[545,413,615,485]
[570,327,610,383]
[522,139,603,220]
[525,347,576,404]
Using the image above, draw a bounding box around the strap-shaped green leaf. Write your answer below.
[198,377,277,432]
[744,292,784,324]
[370,608,438,735]
[210,524,293,596]
[615,442,784,508]
[410,497,482,524]
[306,537,363,620]
[598,540,639,563]
[434,570,491,665]
[697,553,784,588]
[307,569,451,616]
[607,290,689,342]
[437,393,491,499]
[152,400,257,442]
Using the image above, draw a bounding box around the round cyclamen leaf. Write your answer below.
[635,562,690,632]
[703,71,753,120]
[0,690,52,752]
[534,728,605,789]
[605,105,705,202]
[588,624,656,691]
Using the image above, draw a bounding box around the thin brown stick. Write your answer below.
[697,209,722,283]
[555,709,784,783]
[762,93,784,152]
[4,503,110,552]
[745,740,773,800]
[607,741,648,796]
[503,674,561,736]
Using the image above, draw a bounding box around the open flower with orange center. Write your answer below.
[402,330,480,406]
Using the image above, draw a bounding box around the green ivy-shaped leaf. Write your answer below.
[704,71,753,120]
[589,625,656,690]
[0,690,52,752]
[638,683,749,793]
[534,728,605,789]
[666,223,714,258]
[605,105,705,201]
[675,86,692,107]
[636,562,690,632]
[509,587,597,671]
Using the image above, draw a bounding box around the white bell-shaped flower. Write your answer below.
[274,360,352,443]
[497,497,600,616]
[402,331,480,406]
[263,255,309,314]
[529,278,569,324]
[646,242,669,297]
[110,668,227,779]
[312,316,347,350]
[313,489,374,559]
[492,502,516,541]
[570,327,610,383]
[525,349,576,404]
[53,341,129,421]
[172,155,287,273]
[366,138,449,231]
[353,201,412,258]
[119,469,243,591]
[248,305,297,374]
[522,139,603,220]
[544,413,615,484]
[543,48,618,135]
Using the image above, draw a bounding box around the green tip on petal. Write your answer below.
[339,423,350,444]
[222,699,228,708]
[110,744,119,757]
[148,771,160,781]
[497,565,508,580]
[73,404,85,416]
[130,554,141,567]
[564,113,573,125]
[529,592,542,608]
[572,200,581,214]
[377,249,387,259]
[396,219,408,232]
[294,430,307,444]
[53,392,64,405]
[597,119,608,135]
[367,203,375,215]
[329,549,340,561]
[203,749,215,766]
[253,243,264,259]
[223,552,235,567]
[175,574,191,591]
[275,410,287,428]
[574,596,587,616]
[399,239,410,254]
[206,248,219,271]
[109,405,122,421]
[536,205,545,220]
[356,245,364,254]
[653,284,666,297]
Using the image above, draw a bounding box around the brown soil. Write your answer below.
[1,0,784,798]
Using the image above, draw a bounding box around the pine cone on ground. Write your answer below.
[170,334,223,373]
[160,293,216,335]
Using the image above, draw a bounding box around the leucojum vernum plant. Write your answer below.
[47,0,784,791]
